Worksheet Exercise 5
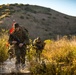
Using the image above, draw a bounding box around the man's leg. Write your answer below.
[20,48,26,69]
[36,49,39,62]
[36,49,42,62]
[15,49,21,70]
[21,54,26,64]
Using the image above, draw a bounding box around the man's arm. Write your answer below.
[8,34,17,45]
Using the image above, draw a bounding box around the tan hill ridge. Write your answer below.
[0,3,76,40]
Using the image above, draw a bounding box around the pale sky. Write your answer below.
[0,0,76,17]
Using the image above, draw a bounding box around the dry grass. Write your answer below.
[30,37,76,75]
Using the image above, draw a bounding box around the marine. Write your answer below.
[8,23,29,70]
[33,37,45,62]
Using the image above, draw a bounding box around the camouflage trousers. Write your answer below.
[36,49,42,62]
[15,46,26,65]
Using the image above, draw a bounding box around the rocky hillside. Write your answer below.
[0,3,76,40]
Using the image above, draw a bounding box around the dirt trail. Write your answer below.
[0,58,31,74]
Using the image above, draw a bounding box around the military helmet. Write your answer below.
[37,37,40,40]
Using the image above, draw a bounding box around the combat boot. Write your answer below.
[15,64,21,72]
[21,64,26,70]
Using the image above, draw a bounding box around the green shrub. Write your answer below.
[0,33,9,63]
[20,15,24,19]
[64,16,69,19]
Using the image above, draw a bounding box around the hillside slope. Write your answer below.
[0,3,76,40]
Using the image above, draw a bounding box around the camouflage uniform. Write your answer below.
[8,26,29,68]
[33,37,44,62]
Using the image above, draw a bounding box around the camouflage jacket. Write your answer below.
[33,39,44,50]
[8,27,29,46]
